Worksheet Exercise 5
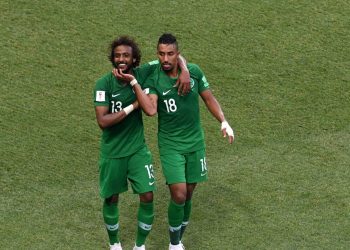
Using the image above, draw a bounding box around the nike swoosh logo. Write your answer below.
[201,173,207,177]
[162,89,172,95]
[112,94,120,97]
[149,181,155,186]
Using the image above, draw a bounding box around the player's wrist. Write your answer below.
[130,78,138,87]
[221,120,228,126]
[221,120,234,136]
[123,104,134,115]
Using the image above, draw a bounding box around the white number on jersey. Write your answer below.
[111,101,122,113]
[200,157,207,172]
[164,98,177,113]
[145,164,154,179]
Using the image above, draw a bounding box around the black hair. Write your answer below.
[158,33,178,50]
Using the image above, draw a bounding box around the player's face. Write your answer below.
[157,43,179,73]
[113,45,134,73]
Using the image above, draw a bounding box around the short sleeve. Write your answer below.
[189,64,210,93]
[94,76,110,106]
[143,74,158,96]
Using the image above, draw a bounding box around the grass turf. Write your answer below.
[1,0,349,249]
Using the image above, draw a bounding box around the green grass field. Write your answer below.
[1,0,349,249]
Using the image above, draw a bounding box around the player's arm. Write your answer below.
[114,69,157,116]
[200,89,234,144]
[95,101,138,129]
[175,55,191,95]
[147,94,158,117]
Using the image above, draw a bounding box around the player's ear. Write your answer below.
[133,58,136,63]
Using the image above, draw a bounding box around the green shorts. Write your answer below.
[99,145,155,198]
[160,148,207,185]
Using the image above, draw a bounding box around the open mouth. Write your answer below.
[117,63,127,68]
[117,63,129,71]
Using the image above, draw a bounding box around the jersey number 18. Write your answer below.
[164,98,177,113]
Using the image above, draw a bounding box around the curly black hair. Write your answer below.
[109,36,141,67]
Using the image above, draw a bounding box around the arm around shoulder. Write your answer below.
[132,83,157,116]
[145,94,158,116]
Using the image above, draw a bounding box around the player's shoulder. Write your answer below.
[187,63,203,73]
[95,72,114,86]
[147,60,160,66]
[187,63,205,79]
[134,60,160,83]
[135,60,160,72]
[95,72,115,91]
[187,62,200,69]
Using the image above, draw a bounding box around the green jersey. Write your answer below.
[144,63,210,155]
[94,62,158,158]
